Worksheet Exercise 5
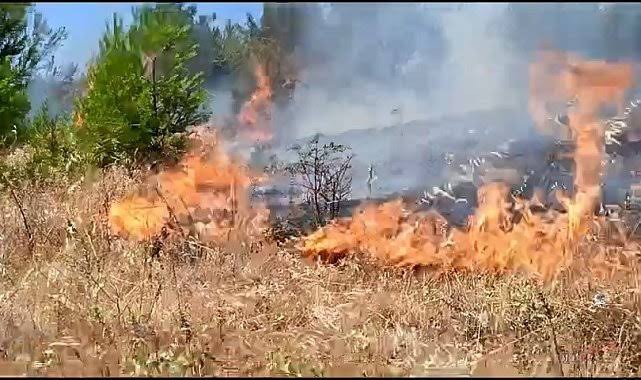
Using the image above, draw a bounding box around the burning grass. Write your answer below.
[1,174,641,376]
[108,127,269,243]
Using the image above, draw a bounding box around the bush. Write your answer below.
[24,103,82,180]
[0,103,83,185]
[285,135,354,226]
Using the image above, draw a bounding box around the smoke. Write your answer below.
[276,3,523,140]
[27,70,78,118]
[27,75,61,117]
[434,4,522,112]
[268,3,641,141]
[250,3,641,200]
[258,3,530,198]
[204,74,236,118]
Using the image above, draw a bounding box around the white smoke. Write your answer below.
[279,3,523,140]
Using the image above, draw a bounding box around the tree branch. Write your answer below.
[1,175,33,253]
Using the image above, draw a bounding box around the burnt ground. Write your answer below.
[254,105,641,233]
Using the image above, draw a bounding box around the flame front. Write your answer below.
[299,185,573,280]
[237,63,274,143]
[299,51,634,281]
[109,62,276,242]
[109,127,269,241]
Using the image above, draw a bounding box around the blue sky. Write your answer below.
[34,2,263,69]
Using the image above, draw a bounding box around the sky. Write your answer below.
[34,2,263,69]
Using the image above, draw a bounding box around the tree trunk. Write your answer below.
[312,146,324,226]
[152,56,158,117]
[49,122,57,157]
[151,56,162,149]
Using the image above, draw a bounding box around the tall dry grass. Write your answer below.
[0,168,641,376]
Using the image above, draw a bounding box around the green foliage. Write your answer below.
[0,102,85,185]
[261,3,306,55]
[203,14,283,114]
[208,14,275,72]
[212,20,250,72]
[0,102,82,185]
[75,5,209,168]
[74,14,146,167]
[0,60,29,145]
[0,3,66,142]
[24,102,81,180]
[160,7,289,114]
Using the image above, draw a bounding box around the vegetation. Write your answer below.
[205,13,284,113]
[286,135,354,226]
[0,2,290,183]
[20,102,80,181]
[0,174,641,376]
[0,3,66,143]
[75,5,209,168]
[2,3,641,377]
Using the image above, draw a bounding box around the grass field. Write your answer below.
[0,168,640,377]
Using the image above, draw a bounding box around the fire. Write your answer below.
[299,51,634,281]
[299,185,573,280]
[237,63,274,143]
[529,50,633,240]
[109,62,276,243]
[73,110,84,128]
[109,127,269,242]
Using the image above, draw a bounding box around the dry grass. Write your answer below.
[1,169,641,377]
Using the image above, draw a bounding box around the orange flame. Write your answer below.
[109,126,269,242]
[73,110,84,128]
[299,51,634,281]
[299,185,574,280]
[108,62,276,242]
[530,50,633,240]
[237,64,274,143]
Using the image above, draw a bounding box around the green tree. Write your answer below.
[0,4,66,143]
[75,5,209,167]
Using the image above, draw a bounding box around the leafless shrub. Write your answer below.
[285,134,354,226]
